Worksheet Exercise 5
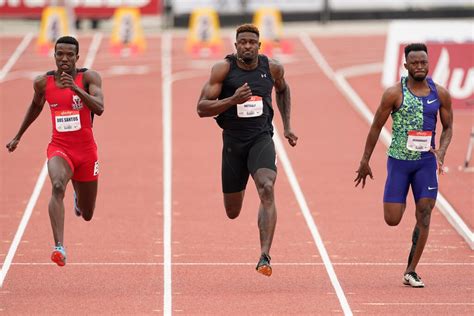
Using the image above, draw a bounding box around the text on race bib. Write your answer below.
[237,96,263,118]
[406,131,432,152]
[55,110,81,132]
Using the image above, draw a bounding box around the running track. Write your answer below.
[0,31,472,315]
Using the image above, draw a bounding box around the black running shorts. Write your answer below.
[221,132,277,193]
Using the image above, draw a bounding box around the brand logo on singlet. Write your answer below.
[261,73,267,78]
[72,95,83,110]
[50,103,58,108]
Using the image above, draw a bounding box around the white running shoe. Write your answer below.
[403,272,425,288]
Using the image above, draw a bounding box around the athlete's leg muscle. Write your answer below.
[223,190,245,219]
[384,202,406,226]
[48,156,73,246]
[406,197,435,273]
[253,168,277,255]
[72,179,98,221]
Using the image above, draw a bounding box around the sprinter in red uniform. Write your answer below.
[6,36,104,266]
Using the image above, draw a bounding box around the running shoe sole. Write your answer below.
[51,250,66,267]
[403,275,424,288]
[257,264,272,277]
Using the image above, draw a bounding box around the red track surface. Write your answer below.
[0,33,472,315]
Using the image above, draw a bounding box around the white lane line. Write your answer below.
[0,33,33,82]
[0,165,48,287]
[0,34,102,288]
[273,127,353,316]
[10,262,474,266]
[336,62,384,78]
[299,33,474,250]
[223,33,352,315]
[161,31,173,316]
[82,33,103,69]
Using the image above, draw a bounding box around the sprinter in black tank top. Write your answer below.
[197,24,298,277]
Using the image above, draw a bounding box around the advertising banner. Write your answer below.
[0,0,160,18]
[383,20,474,110]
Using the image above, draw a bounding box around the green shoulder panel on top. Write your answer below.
[387,77,423,160]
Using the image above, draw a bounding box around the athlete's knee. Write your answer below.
[383,203,404,226]
[225,205,241,219]
[81,206,95,221]
[224,199,242,219]
[416,205,432,228]
[258,181,274,203]
[384,214,401,226]
[82,212,94,221]
[223,192,244,219]
[51,180,67,198]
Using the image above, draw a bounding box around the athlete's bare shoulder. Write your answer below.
[385,81,402,96]
[33,74,47,93]
[268,57,282,68]
[434,83,452,107]
[380,82,403,109]
[82,69,101,81]
[434,83,450,98]
[268,57,284,77]
[209,59,231,83]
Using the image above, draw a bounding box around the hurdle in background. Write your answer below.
[37,6,74,55]
[253,7,292,57]
[186,7,222,58]
[110,7,146,56]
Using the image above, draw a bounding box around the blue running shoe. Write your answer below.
[73,191,82,217]
[51,245,67,267]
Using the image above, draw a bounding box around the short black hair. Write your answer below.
[55,36,79,54]
[236,24,259,39]
[404,43,427,59]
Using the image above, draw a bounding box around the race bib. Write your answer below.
[406,131,432,152]
[55,110,81,132]
[237,96,263,118]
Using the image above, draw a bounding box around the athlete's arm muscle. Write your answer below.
[270,58,297,147]
[355,84,401,187]
[433,84,453,170]
[197,60,251,117]
[6,75,47,152]
[69,70,104,116]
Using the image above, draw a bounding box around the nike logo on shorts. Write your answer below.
[428,186,437,190]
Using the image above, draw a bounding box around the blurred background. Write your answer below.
[1,0,473,33]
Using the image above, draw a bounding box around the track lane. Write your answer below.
[301,34,473,314]
[170,36,346,314]
[1,35,166,314]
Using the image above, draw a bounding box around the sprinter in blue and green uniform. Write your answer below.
[355,43,453,288]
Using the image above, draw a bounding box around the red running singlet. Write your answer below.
[45,69,99,181]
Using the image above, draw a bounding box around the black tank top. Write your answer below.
[215,54,274,141]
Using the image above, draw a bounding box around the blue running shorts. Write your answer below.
[383,155,438,203]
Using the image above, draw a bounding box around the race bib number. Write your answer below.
[406,131,432,152]
[55,110,81,132]
[237,96,263,118]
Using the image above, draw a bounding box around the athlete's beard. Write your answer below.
[237,54,254,65]
[410,71,427,82]
[412,74,427,82]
